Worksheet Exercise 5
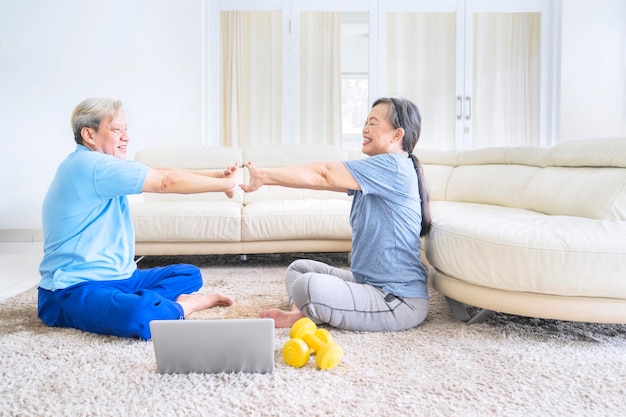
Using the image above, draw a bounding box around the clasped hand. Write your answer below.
[220,161,262,198]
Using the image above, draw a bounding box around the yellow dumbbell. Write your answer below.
[282,317,343,370]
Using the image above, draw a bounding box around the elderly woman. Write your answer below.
[241,97,431,331]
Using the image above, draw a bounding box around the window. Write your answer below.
[340,12,369,147]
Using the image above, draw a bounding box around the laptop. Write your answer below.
[150,318,275,374]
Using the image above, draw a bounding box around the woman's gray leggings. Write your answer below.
[285,259,429,331]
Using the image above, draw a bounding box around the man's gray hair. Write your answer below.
[71,98,123,144]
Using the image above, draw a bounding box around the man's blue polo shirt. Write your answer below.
[39,145,150,291]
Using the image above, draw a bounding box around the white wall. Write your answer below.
[0,0,207,236]
[1,0,625,238]
[559,0,626,140]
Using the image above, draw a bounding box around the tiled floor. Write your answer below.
[0,242,43,302]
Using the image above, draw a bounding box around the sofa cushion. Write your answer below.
[418,147,547,208]
[242,199,352,241]
[546,136,626,168]
[419,141,626,220]
[135,146,243,169]
[426,201,626,299]
[524,167,626,220]
[132,201,241,242]
[446,164,543,208]
[521,137,626,220]
[457,146,547,166]
[242,145,350,167]
[420,164,453,202]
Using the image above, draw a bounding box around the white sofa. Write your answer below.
[130,137,626,325]
[130,145,363,256]
[421,137,626,324]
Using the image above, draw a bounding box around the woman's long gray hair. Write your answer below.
[372,97,431,236]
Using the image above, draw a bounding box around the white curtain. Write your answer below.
[299,12,342,145]
[386,13,457,150]
[220,11,282,148]
[473,13,541,148]
[220,11,341,147]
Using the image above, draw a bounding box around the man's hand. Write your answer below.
[222,162,238,179]
[221,163,239,198]
[239,162,263,193]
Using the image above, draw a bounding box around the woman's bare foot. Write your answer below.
[176,292,233,317]
[259,308,305,328]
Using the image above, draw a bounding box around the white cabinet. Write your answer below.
[380,0,558,149]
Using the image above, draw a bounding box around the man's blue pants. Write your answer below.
[38,264,202,340]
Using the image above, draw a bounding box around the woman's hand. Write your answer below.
[239,162,263,193]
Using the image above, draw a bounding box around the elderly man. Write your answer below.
[38,97,234,340]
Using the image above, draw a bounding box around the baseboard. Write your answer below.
[0,229,43,242]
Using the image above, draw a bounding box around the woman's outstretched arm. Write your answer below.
[240,161,360,193]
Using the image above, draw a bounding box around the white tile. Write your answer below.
[1,241,43,254]
[0,242,42,301]
[0,253,42,268]
[0,279,38,301]
[0,267,39,283]
[0,243,16,254]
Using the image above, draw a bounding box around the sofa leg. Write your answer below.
[444,297,496,324]
[240,254,247,261]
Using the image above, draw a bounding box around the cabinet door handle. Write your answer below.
[456,96,462,120]
[465,96,472,120]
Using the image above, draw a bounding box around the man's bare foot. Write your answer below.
[176,292,233,317]
[259,308,304,328]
